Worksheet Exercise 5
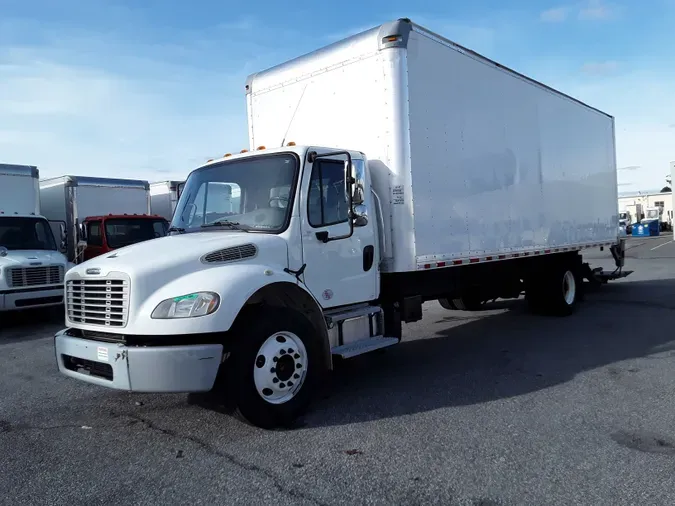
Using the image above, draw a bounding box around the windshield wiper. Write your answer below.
[167,226,185,234]
[200,220,249,232]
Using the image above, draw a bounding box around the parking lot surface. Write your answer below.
[2,238,674,506]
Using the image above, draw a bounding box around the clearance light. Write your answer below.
[286,141,296,146]
[224,153,232,157]
[256,146,266,150]
[240,149,249,153]
[206,158,214,162]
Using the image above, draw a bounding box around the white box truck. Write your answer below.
[40,176,168,264]
[149,180,185,221]
[0,164,71,311]
[53,19,629,428]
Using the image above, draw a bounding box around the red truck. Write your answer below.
[80,214,169,261]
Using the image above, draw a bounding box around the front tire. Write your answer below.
[227,308,323,429]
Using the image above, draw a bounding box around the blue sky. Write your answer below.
[1,0,673,192]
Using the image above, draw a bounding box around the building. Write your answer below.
[618,189,673,226]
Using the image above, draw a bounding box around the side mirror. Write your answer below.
[353,204,369,227]
[78,223,87,242]
[351,159,366,205]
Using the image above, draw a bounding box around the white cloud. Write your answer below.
[578,0,615,20]
[580,60,619,75]
[540,1,617,23]
[0,38,252,183]
[540,7,570,22]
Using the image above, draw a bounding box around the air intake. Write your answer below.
[201,243,258,264]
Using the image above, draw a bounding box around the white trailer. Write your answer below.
[39,176,152,263]
[53,19,629,428]
[0,164,71,311]
[149,180,185,221]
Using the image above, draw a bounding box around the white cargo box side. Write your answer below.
[404,27,618,266]
[41,176,151,220]
[150,180,184,221]
[0,164,40,215]
[246,19,619,273]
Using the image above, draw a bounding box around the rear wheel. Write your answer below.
[227,308,323,429]
[527,261,581,316]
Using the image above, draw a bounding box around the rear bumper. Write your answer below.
[54,329,223,393]
[0,286,64,311]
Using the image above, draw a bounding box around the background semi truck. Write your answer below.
[39,176,169,263]
[149,180,185,221]
[54,18,628,428]
[0,164,71,311]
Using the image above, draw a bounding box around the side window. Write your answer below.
[307,160,349,227]
[87,221,103,246]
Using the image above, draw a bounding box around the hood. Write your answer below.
[67,231,289,280]
[0,249,68,268]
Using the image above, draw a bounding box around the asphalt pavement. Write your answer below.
[1,238,674,506]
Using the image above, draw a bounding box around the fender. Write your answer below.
[128,262,326,337]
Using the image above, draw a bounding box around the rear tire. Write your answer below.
[226,308,323,429]
[526,261,581,316]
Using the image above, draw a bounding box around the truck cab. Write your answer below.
[618,210,632,234]
[0,213,71,311]
[79,214,169,261]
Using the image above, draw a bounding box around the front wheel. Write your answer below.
[227,308,323,429]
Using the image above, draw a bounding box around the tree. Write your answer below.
[661,186,671,193]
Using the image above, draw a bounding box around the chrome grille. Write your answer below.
[66,277,130,327]
[202,243,257,264]
[8,266,64,288]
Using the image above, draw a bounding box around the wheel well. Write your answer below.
[233,282,332,370]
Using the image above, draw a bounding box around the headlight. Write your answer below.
[151,292,220,319]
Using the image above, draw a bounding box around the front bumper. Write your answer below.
[54,329,223,393]
[0,286,64,311]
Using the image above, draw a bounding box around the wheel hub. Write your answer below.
[253,332,307,405]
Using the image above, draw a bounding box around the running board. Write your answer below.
[331,336,399,359]
[324,305,381,326]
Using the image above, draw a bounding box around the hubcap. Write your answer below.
[253,331,307,405]
[562,270,576,305]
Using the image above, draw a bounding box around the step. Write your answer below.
[324,305,381,326]
[331,336,399,359]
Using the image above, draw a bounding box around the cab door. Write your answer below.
[299,153,379,308]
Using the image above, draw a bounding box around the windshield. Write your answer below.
[646,209,659,219]
[104,218,169,249]
[172,153,298,233]
[0,217,57,251]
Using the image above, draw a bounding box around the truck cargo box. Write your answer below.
[149,180,185,221]
[246,18,619,273]
[0,164,40,216]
